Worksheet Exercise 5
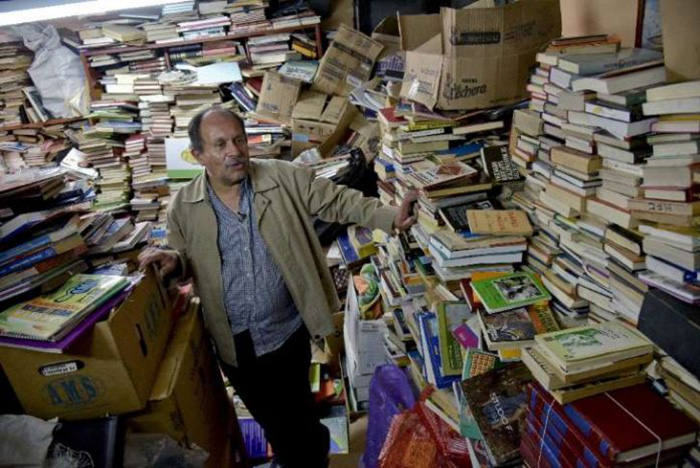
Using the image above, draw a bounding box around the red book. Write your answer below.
[532,382,698,463]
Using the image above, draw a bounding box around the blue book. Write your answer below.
[0,218,77,265]
[337,232,360,266]
[417,311,459,389]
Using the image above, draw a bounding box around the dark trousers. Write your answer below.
[221,326,330,468]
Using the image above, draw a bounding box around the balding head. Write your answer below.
[188,106,245,153]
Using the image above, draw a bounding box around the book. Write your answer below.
[480,145,523,185]
[471,272,551,314]
[405,161,478,190]
[466,210,534,237]
[646,80,700,102]
[534,382,698,463]
[535,321,653,374]
[572,65,666,94]
[557,48,662,76]
[460,363,533,465]
[436,302,473,377]
[438,199,495,232]
[0,274,130,342]
[479,307,539,350]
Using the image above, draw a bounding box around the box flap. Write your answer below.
[661,0,700,82]
[255,71,302,125]
[561,0,641,48]
[398,13,441,51]
[441,1,561,58]
[321,96,350,124]
[400,34,443,109]
[292,90,327,120]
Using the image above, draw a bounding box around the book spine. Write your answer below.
[0,245,58,277]
[0,234,50,264]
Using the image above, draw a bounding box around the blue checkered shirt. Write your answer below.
[207,178,302,357]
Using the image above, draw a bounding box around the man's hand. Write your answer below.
[393,190,419,232]
[138,248,180,279]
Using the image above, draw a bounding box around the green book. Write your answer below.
[470,272,551,314]
[436,302,472,377]
[0,274,129,341]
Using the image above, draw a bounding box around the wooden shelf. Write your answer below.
[81,24,322,57]
[81,23,324,102]
[0,117,85,132]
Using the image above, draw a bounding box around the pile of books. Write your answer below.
[247,33,299,70]
[522,381,698,468]
[177,15,229,41]
[632,80,700,304]
[0,273,132,352]
[0,43,34,127]
[522,321,653,404]
[513,40,671,326]
[227,0,270,34]
[0,168,95,305]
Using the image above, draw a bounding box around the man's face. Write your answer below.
[194,111,250,186]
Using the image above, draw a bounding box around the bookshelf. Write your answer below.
[80,23,324,101]
[0,117,85,132]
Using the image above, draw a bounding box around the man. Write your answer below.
[139,107,417,468]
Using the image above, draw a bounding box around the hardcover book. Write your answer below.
[471,272,551,314]
[535,321,653,372]
[460,362,533,465]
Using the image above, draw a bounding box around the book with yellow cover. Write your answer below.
[466,210,534,236]
[0,274,129,341]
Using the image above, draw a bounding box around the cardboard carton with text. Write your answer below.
[0,270,172,420]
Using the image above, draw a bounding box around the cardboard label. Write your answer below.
[39,360,84,377]
[255,71,302,125]
[312,24,384,97]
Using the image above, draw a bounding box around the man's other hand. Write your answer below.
[393,190,419,232]
[138,248,180,279]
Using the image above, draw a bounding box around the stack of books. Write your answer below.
[515,41,669,327]
[247,33,299,70]
[227,0,270,34]
[0,274,132,352]
[0,168,94,304]
[0,43,33,127]
[176,15,229,41]
[633,80,700,304]
[522,321,653,404]
[522,381,698,468]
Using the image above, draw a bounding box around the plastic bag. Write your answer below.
[123,434,209,468]
[362,365,417,468]
[378,389,472,468]
[12,23,88,118]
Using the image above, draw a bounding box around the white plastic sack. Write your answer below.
[12,23,88,118]
[0,414,57,467]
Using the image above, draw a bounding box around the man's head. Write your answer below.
[188,107,249,187]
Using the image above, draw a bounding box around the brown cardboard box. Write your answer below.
[560,0,642,48]
[661,0,700,82]
[128,305,238,468]
[312,24,384,97]
[399,1,561,111]
[0,270,172,420]
[291,91,359,157]
[254,71,303,125]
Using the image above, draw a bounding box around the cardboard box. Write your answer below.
[291,90,359,157]
[128,305,237,468]
[0,271,172,420]
[560,0,642,48]
[342,279,387,380]
[661,0,700,82]
[254,70,302,125]
[312,24,384,97]
[399,1,561,111]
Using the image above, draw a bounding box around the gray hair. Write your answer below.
[187,107,245,153]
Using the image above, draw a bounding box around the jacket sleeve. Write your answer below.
[166,198,191,279]
[297,163,399,234]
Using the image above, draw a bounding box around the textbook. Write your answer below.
[535,321,653,373]
[470,272,551,314]
[0,274,130,342]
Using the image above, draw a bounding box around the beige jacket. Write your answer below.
[167,159,397,366]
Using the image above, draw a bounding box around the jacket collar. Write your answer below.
[181,160,278,204]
